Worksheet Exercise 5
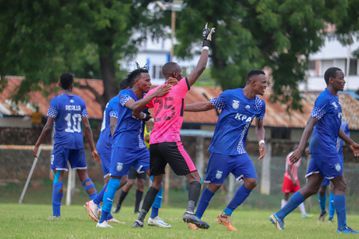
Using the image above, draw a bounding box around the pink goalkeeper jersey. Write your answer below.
[146,78,190,144]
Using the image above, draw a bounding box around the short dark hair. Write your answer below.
[246,70,265,83]
[162,62,180,78]
[60,73,74,90]
[324,67,342,84]
[125,68,148,87]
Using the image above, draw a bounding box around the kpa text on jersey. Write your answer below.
[234,113,252,122]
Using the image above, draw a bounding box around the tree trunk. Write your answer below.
[99,49,117,107]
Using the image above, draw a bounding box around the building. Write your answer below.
[301,34,359,91]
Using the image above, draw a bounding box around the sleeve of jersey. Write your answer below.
[109,109,119,119]
[119,93,133,107]
[210,95,225,110]
[47,99,58,118]
[311,98,328,120]
[81,102,89,118]
[176,78,190,97]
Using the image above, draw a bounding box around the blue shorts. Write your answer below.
[51,146,86,171]
[97,146,111,178]
[306,154,343,180]
[110,147,150,177]
[204,152,256,184]
[321,178,330,187]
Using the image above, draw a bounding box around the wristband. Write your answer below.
[202,46,209,51]
[258,140,265,145]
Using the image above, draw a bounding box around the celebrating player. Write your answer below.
[96,68,171,228]
[270,67,359,234]
[33,73,99,219]
[185,70,267,231]
[85,83,128,223]
[131,24,215,229]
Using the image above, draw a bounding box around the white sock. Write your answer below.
[299,203,307,216]
[281,199,287,208]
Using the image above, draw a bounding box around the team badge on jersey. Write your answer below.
[232,100,240,109]
[335,163,341,172]
[116,162,123,172]
[215,170,223,179]
[70,99,74,103]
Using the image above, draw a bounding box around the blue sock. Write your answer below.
[106,213,113,220]
[328,192,335,219]
[276,192,305,220]
[82,178,97,200]
[151,186,162,218]
[93,183,108,206]
[223,185,252,216]
[334,194,347,230]
[195,188,215,219]
[150,207,159,219]
[152,186,163,209]
[318,193,326,213]
[99,178,121,223]
[52,182,63,217]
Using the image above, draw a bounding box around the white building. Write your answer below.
[300,34,359,91]
[119,33,199,85]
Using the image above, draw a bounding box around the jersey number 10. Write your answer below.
[65,113,82,133]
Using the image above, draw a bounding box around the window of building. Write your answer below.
[152,65,164,79]
[271,127,291,140]
[349,59,358,75]
[308,60,316,70]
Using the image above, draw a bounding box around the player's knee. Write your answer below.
[244,179,257,190]
[187,171,200,183]
[208,184,221,193]
[137,180,145,190]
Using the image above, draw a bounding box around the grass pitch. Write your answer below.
[0,204,358,239]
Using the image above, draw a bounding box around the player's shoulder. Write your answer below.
[70,94,86,105]
[109,95,120,104]
[315,89,331,105]
[119,88,134,97]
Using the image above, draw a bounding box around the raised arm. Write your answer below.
[83,117,100,162]
[33,117,54,157]
[187,24,215,86]
[185,101,214,112]
[129,84,171,118]
[289,117,318,163]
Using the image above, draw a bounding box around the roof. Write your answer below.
[2,76,359,130]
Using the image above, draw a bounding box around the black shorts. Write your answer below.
[128,166,146,180]
[150,142,197,176]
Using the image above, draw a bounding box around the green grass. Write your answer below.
[1,204,358,239]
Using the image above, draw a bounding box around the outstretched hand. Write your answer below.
[258,143,266,160]
[155,84,172,97]
[91,150,100,163]
[289,148,303,164]
[167,77,178,86]
[349,142,359,157]
[202,23,215,47]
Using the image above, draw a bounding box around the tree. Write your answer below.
[174,0,348,109]
[0,0,156,107]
